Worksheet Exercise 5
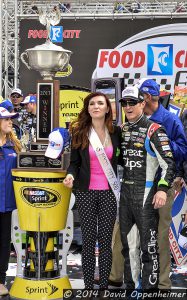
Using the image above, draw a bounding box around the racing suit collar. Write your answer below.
[128,113,144,128]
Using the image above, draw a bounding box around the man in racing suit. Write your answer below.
[119,86,175,290]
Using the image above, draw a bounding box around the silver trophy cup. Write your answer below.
[21,41,72,80]
[20,6,72,80]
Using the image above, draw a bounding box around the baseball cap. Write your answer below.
[138,79,160,96]
[45,127,70,159]
[0,99,14,112]
[119,86,144,102]
[0,107,18,119]
[10,88,23,96]
[20,95,37,105]
[178,225,187,250]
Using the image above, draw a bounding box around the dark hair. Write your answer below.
[70,92,114,149]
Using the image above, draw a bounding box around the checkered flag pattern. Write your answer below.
[113,72,172,91]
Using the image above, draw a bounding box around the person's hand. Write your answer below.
[63,174,74,188]
[152,191,167,209]
[173,177,183,193]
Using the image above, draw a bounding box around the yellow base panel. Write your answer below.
[10,276,72,300]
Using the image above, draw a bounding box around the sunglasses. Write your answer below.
[121,100,140,107]
[11,94,21,98]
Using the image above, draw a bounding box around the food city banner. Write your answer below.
[93,23,187,94]
[19,19,187,95]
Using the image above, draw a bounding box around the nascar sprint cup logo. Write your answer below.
[93,23,187,93]
[21,187,61,208]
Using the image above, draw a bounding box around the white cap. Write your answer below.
[120,86,141,102]
[10,88,23,96]
[45,130,64,159]
[0,107,18,119]
[21,95,36,105]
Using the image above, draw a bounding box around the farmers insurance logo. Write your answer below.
[147,44,173,75]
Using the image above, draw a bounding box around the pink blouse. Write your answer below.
[88,145,113,190]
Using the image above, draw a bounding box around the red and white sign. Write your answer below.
[93,23,187,93]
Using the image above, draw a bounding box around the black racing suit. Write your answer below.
[119,114,175,290]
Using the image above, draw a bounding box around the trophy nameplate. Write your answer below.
[30,142,48,152]
[17,152,70,169]
[36,80,60,143]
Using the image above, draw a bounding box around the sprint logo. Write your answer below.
[147,44,173,75]
[47,282,59,296]
[26,283,58,296]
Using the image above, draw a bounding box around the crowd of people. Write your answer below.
[0,79,187,297]
[63,79,187,294]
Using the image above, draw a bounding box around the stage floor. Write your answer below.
[1,245,187,299]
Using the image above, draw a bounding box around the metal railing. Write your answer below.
[1,0,187,97]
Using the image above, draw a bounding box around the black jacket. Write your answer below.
[67,126,122,191]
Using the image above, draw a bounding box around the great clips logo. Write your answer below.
[147,44,173,75]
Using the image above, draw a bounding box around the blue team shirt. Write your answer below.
[0,141,17,212]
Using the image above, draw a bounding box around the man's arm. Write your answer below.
[150,126,176,208]
[167,117,187,163]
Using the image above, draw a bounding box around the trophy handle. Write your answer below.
[59,53,69,71]
[20,52,31,70]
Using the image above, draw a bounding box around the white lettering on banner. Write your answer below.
[169,228,183,264]
[148,229,158,285]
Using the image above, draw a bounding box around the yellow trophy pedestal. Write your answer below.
[10,169,72,300]
[10,276,71,300]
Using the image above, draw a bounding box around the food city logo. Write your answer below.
[21,187,61,208]
[93,23,187,92]
[28,28,81,39]
[50,26,63,42]
[26,283,58,296]
[147,44,173,75]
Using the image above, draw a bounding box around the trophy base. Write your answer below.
[10,276,72,299]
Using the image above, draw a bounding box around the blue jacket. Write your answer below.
[0,141,17,212]
[150,103,187,168]
[180,110,187,182]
